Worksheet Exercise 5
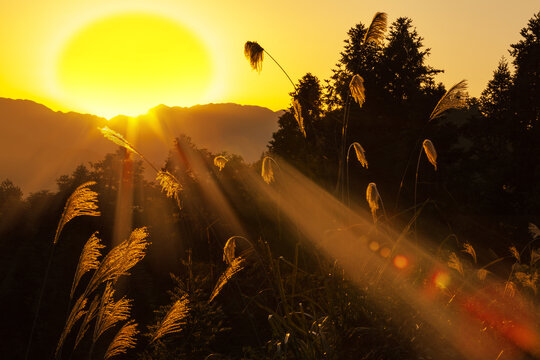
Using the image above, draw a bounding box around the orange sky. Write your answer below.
[0,0,538,118]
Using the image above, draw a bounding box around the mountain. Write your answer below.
[0,98,281,194]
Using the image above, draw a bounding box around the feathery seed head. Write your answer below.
[223,237,237,265]
[54,181,100,244]
[214,155,228,171]
[209,256,247,302]
[509,246,520,263]
[429,80,468,121]
[349,75,366,107]
[156,171,182,205]
[292,99,306,137]
[56,296,88,357]
[261,156,276,184]
[74,295,100,349]
[244,41,264,72]
[93,283,132,344]
[104,320,139,360]
[99,126,140,155]
[70,232,105,299]
[85,228,150,295]
[151,295,190,343]
[462,242,477,264]
[366,182,380,220]
[349,142,368,168]
[422,139,438,171]
[448,252,464,276]
[363,12,388,45]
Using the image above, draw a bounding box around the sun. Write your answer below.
[56,13,214,118]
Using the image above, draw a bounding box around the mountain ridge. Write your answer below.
[0,97,281,194]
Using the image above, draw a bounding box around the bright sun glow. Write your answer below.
[56,13,214,118]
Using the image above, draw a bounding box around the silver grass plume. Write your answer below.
[462,242,477,264]
[429,80,468,121]
[99,126,141,156]
[209,256,247,302]
[93,283,132,344]
[70,232,105,299]
[529,223,540,239]
[363,12,388,45]
[55,295,88,357]
[448,252,464,276]
[366,182,380,221]
[74,295,100,349]
[54,181,100,244]
[156,171,182,207]
[85,228,150,295]
[103,320,138,360]
[214,155,228,171]
[261,156,276,184]
[292,99,306,137]
[348,142,368,168]
[349,75,366,107]
[422,139,438,171]
[509,246,520,263]
[223,237,237,265]
[514,272,538,293]
[150,295,190,343]
[244,41,264,72]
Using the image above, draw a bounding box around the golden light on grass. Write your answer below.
[366,182,381,221]
[213,155,228,171]
[151,295,190,343]
[85,227,150,295]
[261,156,276,184]
[422,139,437,171]
[74,295,100,350]
[104,320,138,360]
[56,296,88,357]
[348,142,368,168]
[57,13,214,117]
[349,75,366,107]
[70,232,105,299]
[156,170,182,206]
[244,41,264,72]
[362,12,388,45]
[93,284,132,344]
[54,181,100,244]
[429,80,468,121]
[209,256,247,302]
[448,252,464,276]
[292,99,306,137]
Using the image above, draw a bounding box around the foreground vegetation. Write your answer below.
[1,10,539,360]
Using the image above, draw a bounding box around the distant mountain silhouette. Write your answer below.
[0,98,281,194]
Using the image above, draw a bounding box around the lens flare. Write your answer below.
[393,255,408,269]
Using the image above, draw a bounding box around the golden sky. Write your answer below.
[0,0,538,118]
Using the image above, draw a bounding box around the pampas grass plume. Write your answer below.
[209,257,246,302]
[422,139,438,171]
[349,142,368,168]
[366,183,380,220]
[214,156,228,171]
[363,12,388,45]
[292,99,306,137]
[104,320,139,360]
[244,41,264,72]
[429,80,468,121]
[261,156,276,184]
[70,232,105,299]
[151,295,190,343]
[54,181,100,244]
[349,75,366,107]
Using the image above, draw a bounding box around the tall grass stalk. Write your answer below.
[25,182,100,360]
